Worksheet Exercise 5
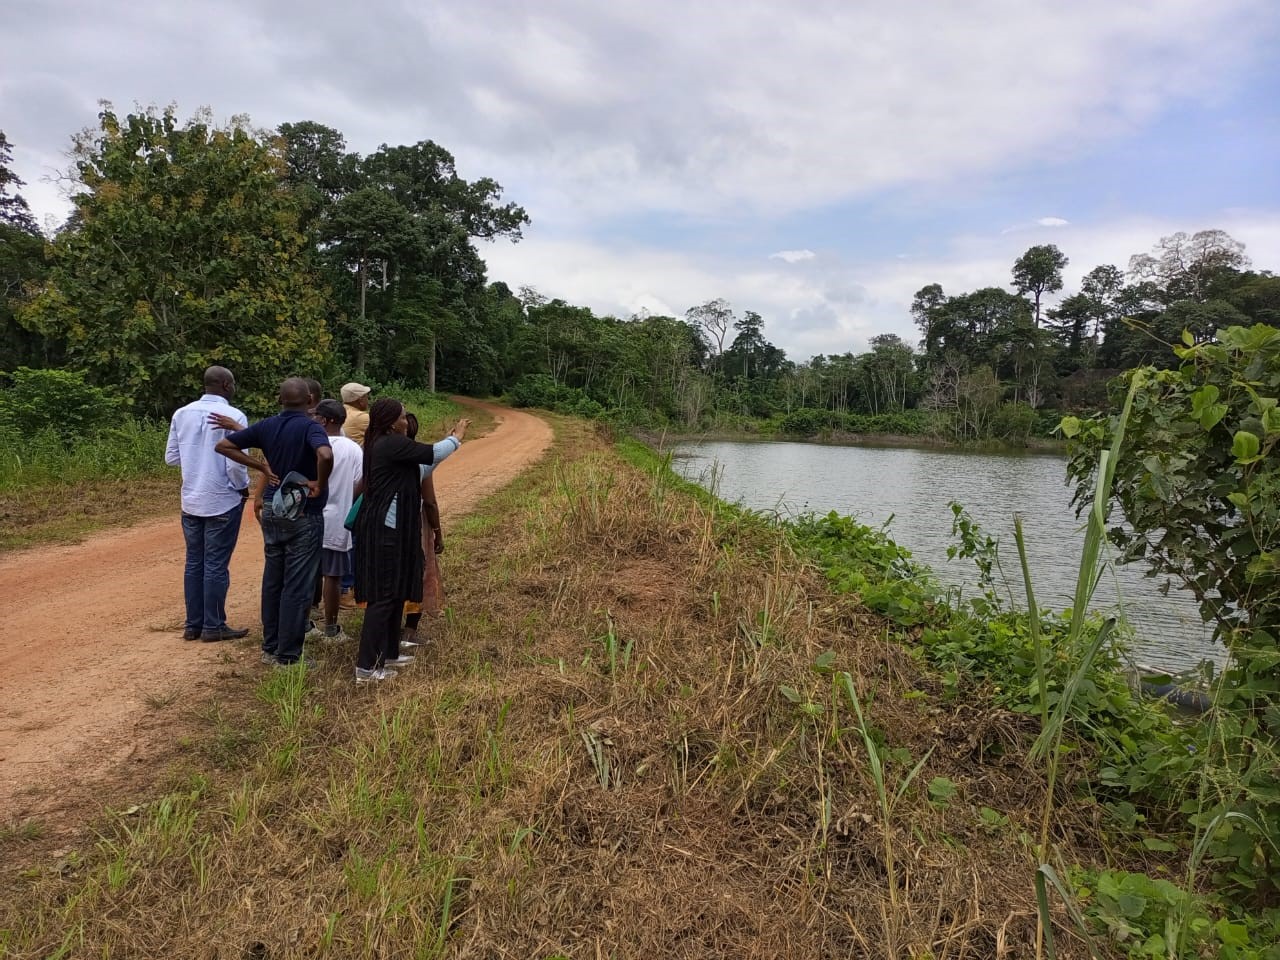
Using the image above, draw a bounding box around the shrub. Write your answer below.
[778,407,833,437]
[0,367,123,441]
[1063,324,1280,905]
[508,374,576,410]
[988,401,1038,443]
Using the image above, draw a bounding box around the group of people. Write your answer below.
[165,366,469,683]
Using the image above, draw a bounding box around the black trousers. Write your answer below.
[358,598,404,670]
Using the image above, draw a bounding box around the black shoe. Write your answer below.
[182,627,200,641]
[201,626,250,643]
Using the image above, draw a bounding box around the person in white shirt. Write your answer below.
[314,399,363,642]
[164,366,252,643]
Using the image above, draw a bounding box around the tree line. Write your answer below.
[2,109,1277,437]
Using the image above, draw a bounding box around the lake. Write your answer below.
[671,439,1221,672]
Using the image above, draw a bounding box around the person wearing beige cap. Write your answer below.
[340,383,372,447]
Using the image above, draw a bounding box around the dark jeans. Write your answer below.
[181,502,246,632]
[358,597,405,670]
[260,506,323,664]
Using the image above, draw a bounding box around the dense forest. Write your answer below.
[2,109,1278,439]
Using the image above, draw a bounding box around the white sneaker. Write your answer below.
[322,627,350,644]
[384,655,415,667]
[399,638,420,648]
[354,667,398,683]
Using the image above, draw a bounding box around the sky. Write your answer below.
[4,0,1279,360]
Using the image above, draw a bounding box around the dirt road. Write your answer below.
[0,400,551,820]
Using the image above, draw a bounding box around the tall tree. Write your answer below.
[1128,229,1249,304]
[859,334,916,412]
[925,287,1032,368]
[726,310,766,380]
[18,107,330,415]
[686,298,734,366]
[0,130,51,366]
[1047,265,1124,370]
[351,139,528,387]
[1012,244,1068,326]
[1222,272,1280,327]
[361,141,528,240]
[277,121,360,228]
[0,131,39,234]
[318,185,417,375]
[911,283,948,353]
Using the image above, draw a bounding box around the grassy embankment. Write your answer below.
[0,391,481,551]
[1,413,1219,959]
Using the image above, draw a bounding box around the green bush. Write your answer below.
[508,374,575,410]
[988,401,1039,443]
[779,407,936,438]
[1063,325,1280,904]
[778,407,833,437]
[507,374,614,421]
[0,367,123,441]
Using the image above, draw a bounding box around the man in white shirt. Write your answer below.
[165,366,252,642]
[314,399,362,641]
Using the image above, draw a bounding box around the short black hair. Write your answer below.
[314,398,346,424]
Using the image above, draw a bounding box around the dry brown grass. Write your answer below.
[0,418,1118,959]
[0,473,177,551]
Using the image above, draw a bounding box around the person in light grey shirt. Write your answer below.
[164,366,251,643]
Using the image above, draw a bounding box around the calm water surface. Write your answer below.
[672,439,1220,672]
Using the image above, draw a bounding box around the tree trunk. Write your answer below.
[428,333,437,393]
[356,256,367,376]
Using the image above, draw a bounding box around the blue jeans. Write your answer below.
[181,502,246,632]
[259,506,323,664]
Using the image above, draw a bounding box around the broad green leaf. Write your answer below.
[1190,384,1219,414]
[1214,919,1249,948]
[1115,891,1147,918]
[927,776,957,802]
[1199,403,1228,430]
[1059,415,1081,438]
[1231,430,1261,462]
[811,650,837,674]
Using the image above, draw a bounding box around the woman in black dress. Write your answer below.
[353,397,460,682]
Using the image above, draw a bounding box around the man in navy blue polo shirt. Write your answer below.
[216,378,334,666]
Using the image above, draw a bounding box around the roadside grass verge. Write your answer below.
[1,416,1156,958]
[0,421,173,550]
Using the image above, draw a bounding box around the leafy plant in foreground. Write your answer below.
[1063,324,1280,904]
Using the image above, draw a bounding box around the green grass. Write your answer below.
[0,421,169,492]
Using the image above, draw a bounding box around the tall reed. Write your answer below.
[1023,372,1140,957]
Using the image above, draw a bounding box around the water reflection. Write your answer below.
[672,439,1221,672]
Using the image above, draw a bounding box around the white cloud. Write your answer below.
[2,0,1274,225]
[1037,217,1071,227]
[769,249,816,263]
